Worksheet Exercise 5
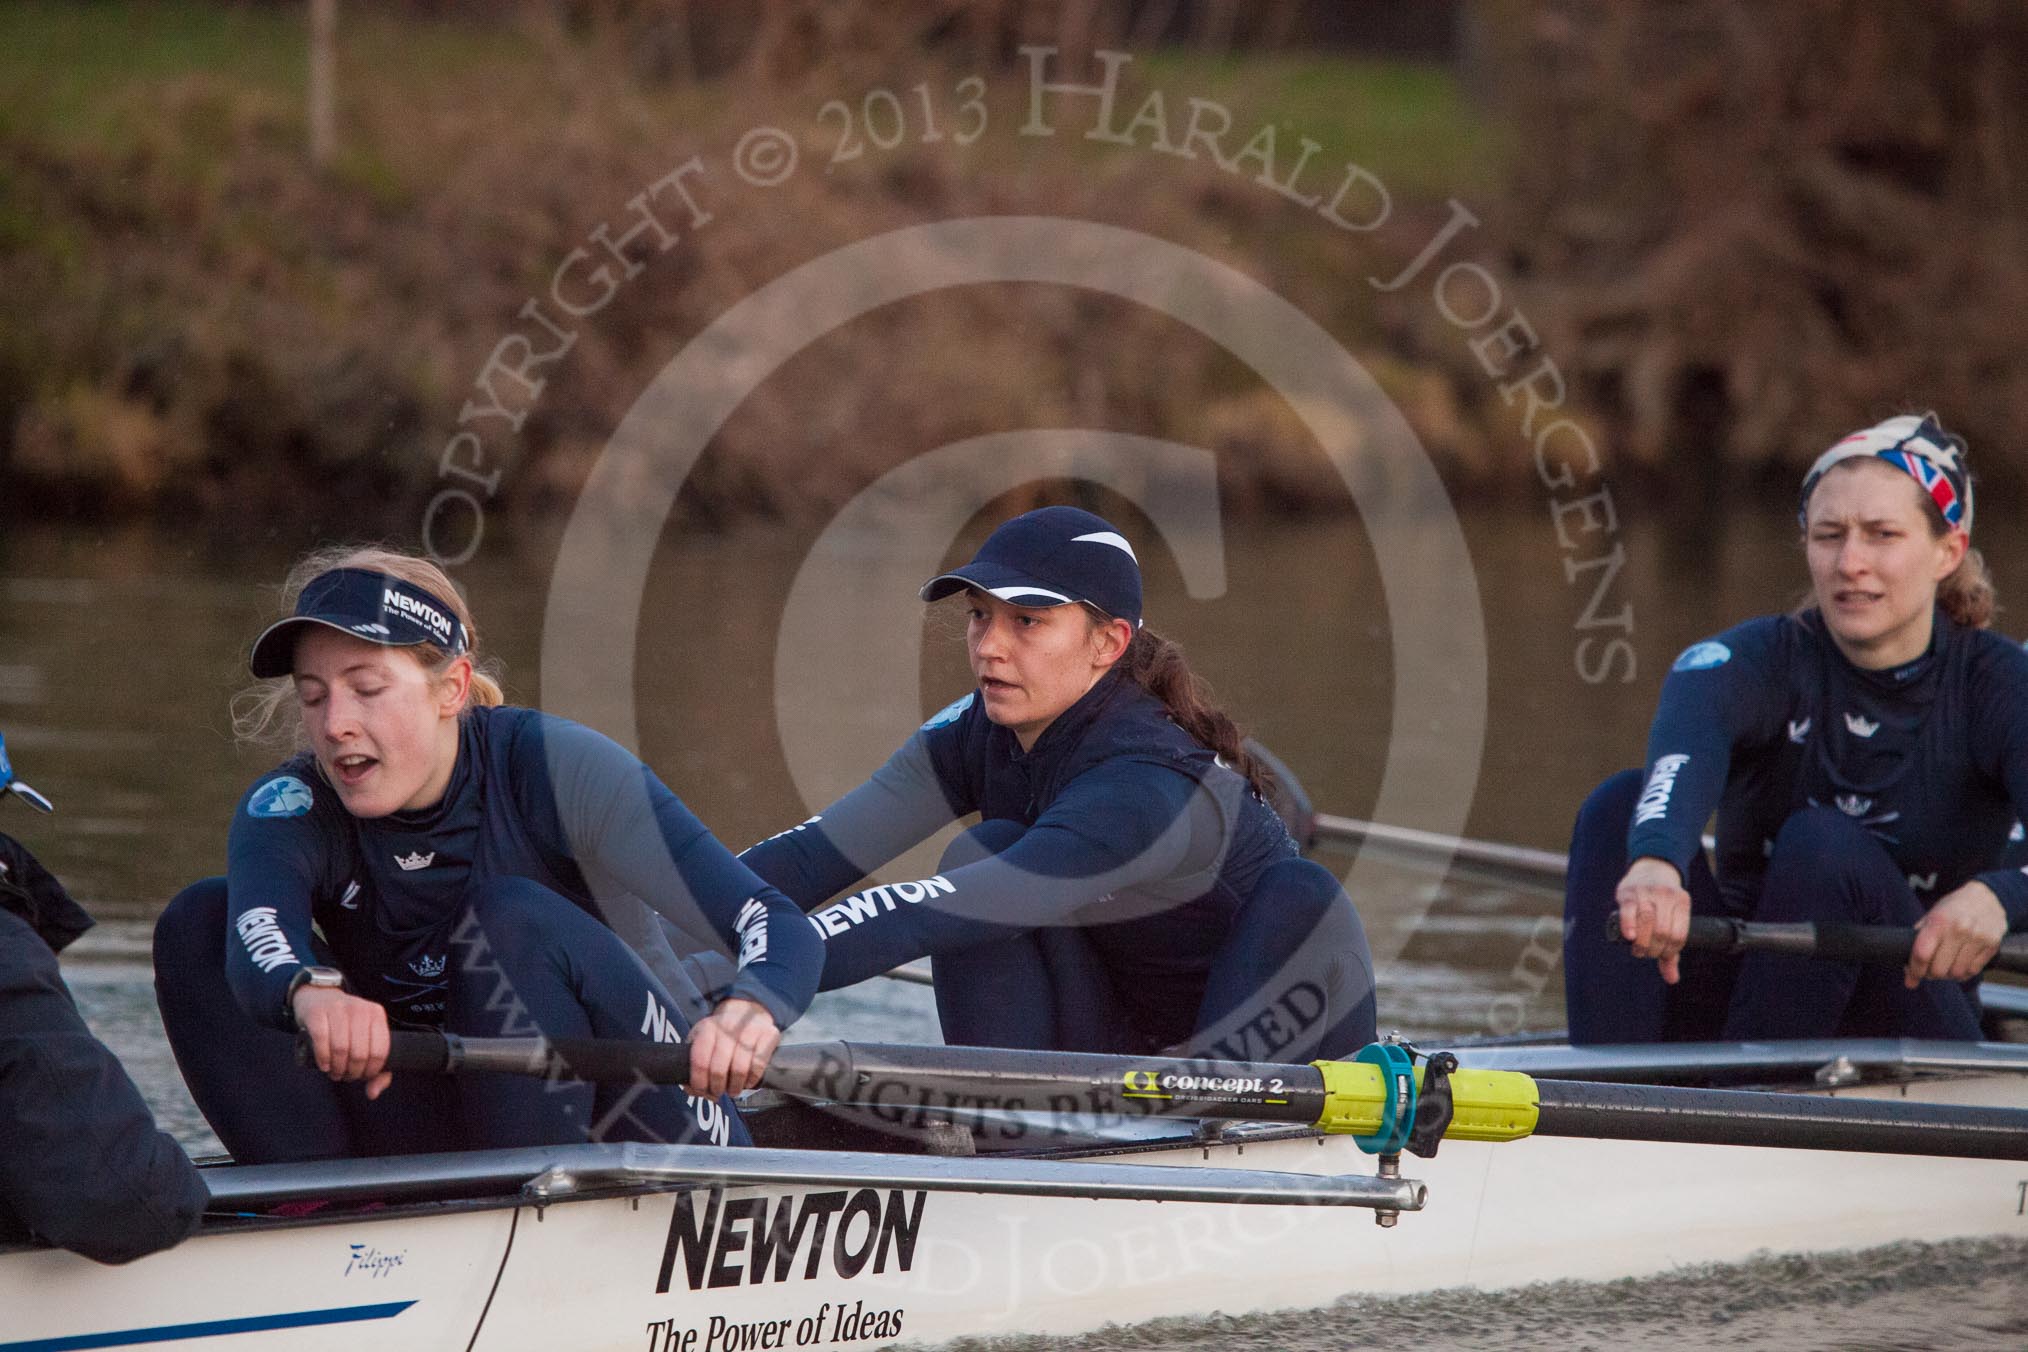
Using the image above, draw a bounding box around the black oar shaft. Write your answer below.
[372,1032,1333,1122]
[787,1046,2028,1160]
[1678,915,2028,976]
[378,1030,697,1084]
[777,1041,1331,1127]
[1534,1078,2028,1160]
[357,1034,2028,1161]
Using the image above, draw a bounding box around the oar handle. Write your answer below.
[384,1029,454,1073]
[1613,915,2028,976]
[297,1029,697,1084]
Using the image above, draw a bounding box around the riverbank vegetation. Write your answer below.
[3,1,2021,533]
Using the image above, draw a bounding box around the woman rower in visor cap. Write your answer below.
[742,505,1377,1061]
[153,547,821,1162]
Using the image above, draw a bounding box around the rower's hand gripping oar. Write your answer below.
[1609,913,2028,977]
[0,733,54,814]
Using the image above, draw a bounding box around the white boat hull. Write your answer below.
[5,1072,2026,1351]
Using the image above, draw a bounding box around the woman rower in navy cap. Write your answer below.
[741,506,1377,1061]
[152,546,822,1162]
[1564,413,2028,1043]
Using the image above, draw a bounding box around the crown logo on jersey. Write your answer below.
[1835,794,1873,817]
[1844,713,1880,738]
[409,953,446,978]
[395,850,436,872]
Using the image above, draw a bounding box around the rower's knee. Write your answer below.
[460,876,580,947]
[1252,858,1361,939]
[1564,771,1646,936]
[1571,769,1645,858]
[1229,858,1374,1015]
[1763,806,1894,920]
[1202,861,1375,1059]
[446,878,606,1000]
[152,877,229,981]
[939,817,1027,871]
[1772,805,1867,859]
[1770,806,1879,886]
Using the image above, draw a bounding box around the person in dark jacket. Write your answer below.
[740,506,1376,1063]
[0,804,208,1264]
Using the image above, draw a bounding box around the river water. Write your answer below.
[9,497,2027,1345]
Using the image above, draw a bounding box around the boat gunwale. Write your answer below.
[11,1038,2027,1254]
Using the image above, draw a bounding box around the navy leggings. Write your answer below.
[153,876,747,1164]
[930,821,1376,1062]
[1562,769,1983,1044]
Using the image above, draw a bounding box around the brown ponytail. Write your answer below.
[1906,464,1999,628]
[1113,625,1275,798]
[1939,547,1997,629]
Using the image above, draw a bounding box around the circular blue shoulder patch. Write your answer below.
[248,775,315,819]
[1672,640,1733,673]
[922,693,975,731]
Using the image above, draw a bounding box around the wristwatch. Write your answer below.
[286,965,346,1023]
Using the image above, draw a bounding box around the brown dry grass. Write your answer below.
[0,2,1488,533]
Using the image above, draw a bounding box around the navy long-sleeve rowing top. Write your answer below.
[224,706,821,1032]
[738,672,1299,1042]
[1628,609,2028,928]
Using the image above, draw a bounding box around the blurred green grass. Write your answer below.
[0,3,1488,199]
[1134,50,1493,199]
[0,1,543,154]
[0,2,300,148]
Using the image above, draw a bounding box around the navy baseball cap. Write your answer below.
[920,506,1143,625]
[249,568,470,678]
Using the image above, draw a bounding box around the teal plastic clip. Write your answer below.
[1351,1041,1417,1155]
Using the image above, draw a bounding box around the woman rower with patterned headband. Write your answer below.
[152,546,821,1162]
[739,505,1377,1062]
[1563,413,2028,1043]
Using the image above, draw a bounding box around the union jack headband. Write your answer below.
[1798,413,1972,538]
